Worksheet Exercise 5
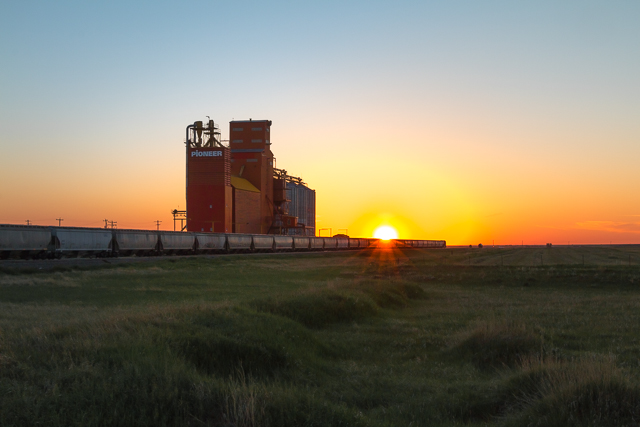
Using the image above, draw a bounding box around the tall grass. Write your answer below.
[0,273,424,425]
[222,368,265,427]
[1,248,640,426]
[502,356,640,426]
[251,278,425,328]
[450,321,543,369]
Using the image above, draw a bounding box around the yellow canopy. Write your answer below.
[231,176,260,193]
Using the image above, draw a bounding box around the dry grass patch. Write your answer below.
[502,356,640,426]
[0,272,81,287]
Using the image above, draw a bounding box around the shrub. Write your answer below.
[450,321,542,369]
[503,356,640,427]
[253,289,379,328]
[172,306,331,378]
[343,280,428,309]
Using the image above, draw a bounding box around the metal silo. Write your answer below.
[286,180,315,236]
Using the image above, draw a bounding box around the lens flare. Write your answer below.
[373,225,398,240]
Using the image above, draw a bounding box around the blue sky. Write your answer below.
[1,1,639,243]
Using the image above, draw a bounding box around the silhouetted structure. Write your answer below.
[184,119,315,235]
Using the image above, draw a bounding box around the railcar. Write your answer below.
[252,235,275,251]
[113,230,160,256]
[195,233,226,253]
[292,236,310,250]
[227,234,253,252]
[0,224,51,259]
[310,237,324,250]
[274,236,293,251]
[160,231,196,255]
[52,227,113,257]
[323,237,337,250]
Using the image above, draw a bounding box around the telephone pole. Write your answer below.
[56,218,64,227]
[25,220,31,226]
[155,220,162,231]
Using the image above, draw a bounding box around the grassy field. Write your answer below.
[1,245,640,426]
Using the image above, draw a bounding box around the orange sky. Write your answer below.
[2,114,639,245]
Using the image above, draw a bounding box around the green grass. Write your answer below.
[1,247,640,426]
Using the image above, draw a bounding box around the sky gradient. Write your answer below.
[1,1,639,244]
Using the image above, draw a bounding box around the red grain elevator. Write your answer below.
[185,120,232,232]
[229,119,274,234]
[182,117,314,235]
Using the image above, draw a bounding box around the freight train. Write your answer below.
[0,224,446,259]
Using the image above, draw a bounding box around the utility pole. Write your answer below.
[104,219,109,229]
[171,209,187,231]
[25,220,31,226]
[318,228,332,237]
[108,221,117,229]
[155,220,162,231]
[56,218,64,227]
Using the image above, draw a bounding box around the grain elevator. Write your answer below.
[184,119,315,236]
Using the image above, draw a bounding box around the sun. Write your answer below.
[373,225,398,240]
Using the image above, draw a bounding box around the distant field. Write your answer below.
[424,244,640,267]
[1,246,639,426]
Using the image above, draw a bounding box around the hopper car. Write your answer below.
[0,224,446,259]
